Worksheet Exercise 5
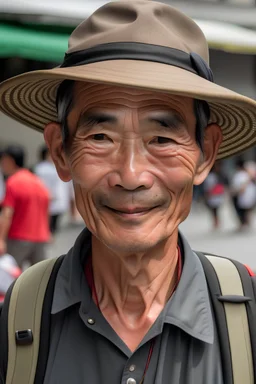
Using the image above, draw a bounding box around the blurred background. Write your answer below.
[0,0,256,294]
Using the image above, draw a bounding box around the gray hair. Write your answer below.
[56,80,209,151]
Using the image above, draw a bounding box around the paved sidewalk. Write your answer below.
[48,200,256,269]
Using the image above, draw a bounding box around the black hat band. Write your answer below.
[60,42,214,82]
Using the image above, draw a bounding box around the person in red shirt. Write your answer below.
[0,145,50,268]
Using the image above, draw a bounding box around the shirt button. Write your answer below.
[87,318,95,325]
[129,365,136,372]
[127,379,136,384]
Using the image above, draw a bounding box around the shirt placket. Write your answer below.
[120,344,155,384]
[81,303,159,384]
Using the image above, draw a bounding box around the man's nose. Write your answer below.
[108,141,154,191]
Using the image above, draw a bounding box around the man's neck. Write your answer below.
[91,234,180,350]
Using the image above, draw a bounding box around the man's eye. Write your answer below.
[92,134,107,141]
[151,136,174,144]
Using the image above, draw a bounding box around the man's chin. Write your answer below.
[98,230,166,255]
[90,212,177,254]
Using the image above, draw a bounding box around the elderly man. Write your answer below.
[0,1,256,384]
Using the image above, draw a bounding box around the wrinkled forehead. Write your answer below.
[72,81,194,113]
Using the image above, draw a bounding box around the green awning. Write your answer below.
[1,20,256,64]
[0,23,70,62]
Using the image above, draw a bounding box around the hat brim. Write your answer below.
[0,59,256,159]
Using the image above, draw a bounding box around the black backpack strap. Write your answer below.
[0,281,16,383]
[195,251,233,384]
[34,255,65,384]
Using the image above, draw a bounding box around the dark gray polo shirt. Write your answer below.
[44,229,223,384]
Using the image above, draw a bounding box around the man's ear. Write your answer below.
[194,123,223,185]
[44,122,72,182]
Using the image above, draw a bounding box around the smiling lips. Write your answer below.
[107,206,156,216]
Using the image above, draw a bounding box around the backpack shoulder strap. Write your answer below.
[0,281,15,384]
[195,251,233,384]
[228,259,256,381]
[195,251,254,384]
[5,256,63,384]
[34,255,64,384]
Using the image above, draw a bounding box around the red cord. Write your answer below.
[244,264,255,277]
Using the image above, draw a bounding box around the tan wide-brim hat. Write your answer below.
[0,0,256,159]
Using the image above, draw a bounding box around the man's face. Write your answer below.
[46,82,221,254]
[0,155,14,177]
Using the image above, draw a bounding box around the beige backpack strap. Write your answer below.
[205,255,253,384]
[6,257,59,384]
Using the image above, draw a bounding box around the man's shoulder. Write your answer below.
[7,169,31,184]
[4,172,21,191]
[6,170,49,200]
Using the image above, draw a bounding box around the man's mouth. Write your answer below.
[105,206,157,216]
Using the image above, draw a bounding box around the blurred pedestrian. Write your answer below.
[245,159,256,183]
[0,149,5,204]
[0,145,50,268]
[204,162,225,229]
[231,159,256,229]
[35,145,70,236]
[0,253,21,302]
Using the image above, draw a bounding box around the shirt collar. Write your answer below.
[164,232,214,344]
[51,228,91,314]
[51,229,214,344]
